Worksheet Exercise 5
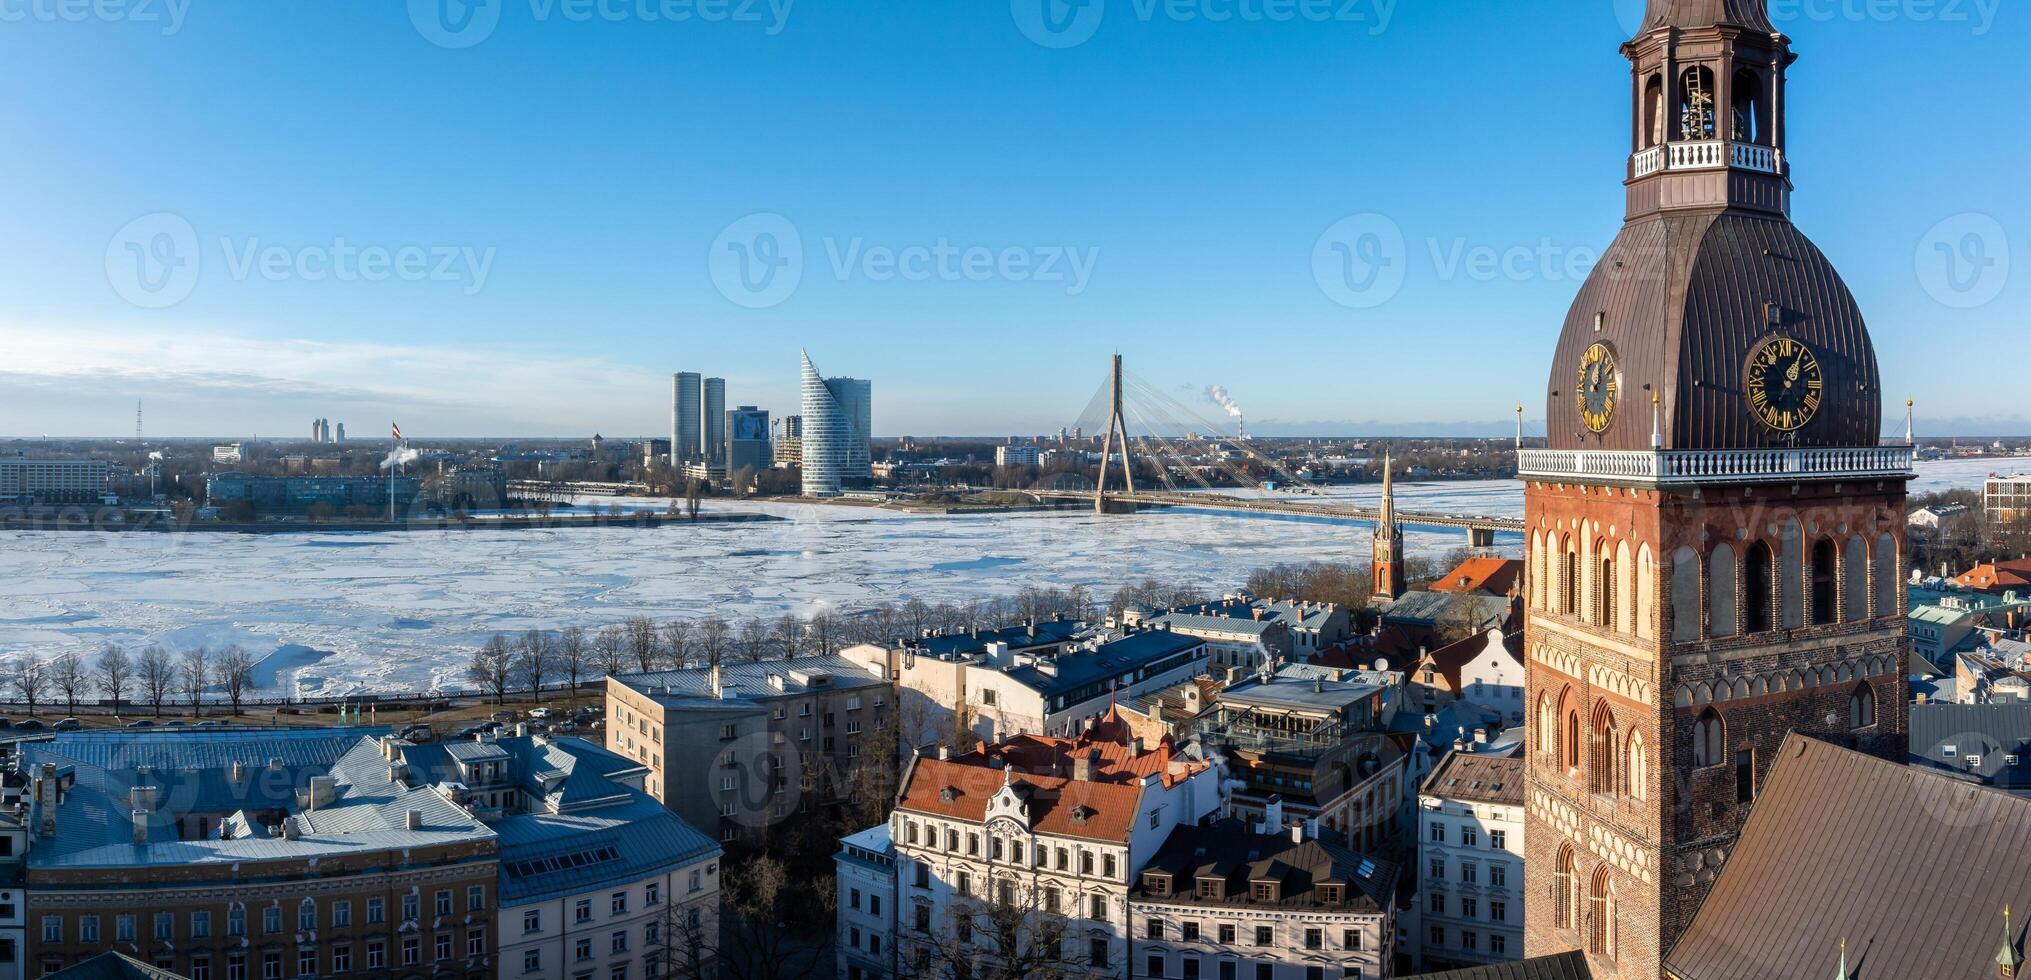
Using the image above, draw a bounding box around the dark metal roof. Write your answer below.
[1405,952,1593,980]
[1909,702,2031,792]
[1665,734,2031,980]
[1546,211,1882,452]
[1639,0,1776,34]
[1421,750,1526,806]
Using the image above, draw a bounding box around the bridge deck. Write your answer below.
[1026,489,1523,533]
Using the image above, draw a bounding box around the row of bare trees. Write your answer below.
[3,644,260,717]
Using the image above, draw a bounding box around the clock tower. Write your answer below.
[1519,4,1911,979]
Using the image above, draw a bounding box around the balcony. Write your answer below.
[1631,140,1781,178]
[1517,447,1914,487]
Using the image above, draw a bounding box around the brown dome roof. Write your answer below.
[1639,0,1776,34]
[1544,211,1882,452]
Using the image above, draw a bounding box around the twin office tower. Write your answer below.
[672,354,869,496]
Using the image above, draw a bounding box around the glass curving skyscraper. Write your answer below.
[799,350,871,497]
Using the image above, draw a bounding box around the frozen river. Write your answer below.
[0,457,2011,695]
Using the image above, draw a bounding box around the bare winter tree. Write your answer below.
[771,614,806,659]
[595,625,629,679]
[896,882,1097,980]
[217,645,258,716]
[660,620,693,670]
[137,644,177,717]
[180,645,211,718]
[696,615,731,667]
[669,854,830,980]
[50,652,88,715]
[626,616,662,672]
[557,626,589,705]
[469,634,513,705]
[735,617,773,663]
[807,611,840,656]
[901,597,935,638]
[8,654,46,717]
[516,630,552,696]
[95,644,132,715]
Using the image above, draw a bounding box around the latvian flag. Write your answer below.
[392,421,403,444]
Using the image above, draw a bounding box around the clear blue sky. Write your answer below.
[1,0,2023,438]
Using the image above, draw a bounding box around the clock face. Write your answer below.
[1576,343,1619,433]
[1745,337,1824,432]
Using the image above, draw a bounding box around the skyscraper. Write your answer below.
[671,372,702,464]
[702,377,727,465]
[726,406,771,477]
[799,351,872,497]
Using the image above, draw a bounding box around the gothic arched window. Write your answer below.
[1744,540,1774,634]
[1536,692,1557,757]
[1670,546,1702,643]
[1554,846,1579,930]
[1600,550,1618,633]
[1589,869,1618,958]
[1849,683,1877,730]
[1562,536,1580,617]
[1679,66,1717,141]
[1844,536,1869,621]
[1636,544,1657,641]
[1874,533,1900,618]
[1562,690,1582,774]
[1707,544,1737,638]
[1811,539,1838,625]
[1625,729,1649,801]
[1589,704,1617,797]
[1692,708,1725,768]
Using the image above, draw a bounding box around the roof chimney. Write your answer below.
[268,757,283,773]
[405,809,423,831]
[1073,749,1097,782]
[1291,821,1306,844]
[132,809,149,845]
[937,744,951,761]
[308,775,338,810]
[230,760,246,783]
[37,763,59,837]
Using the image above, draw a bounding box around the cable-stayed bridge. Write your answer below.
[1036,355,1524,546]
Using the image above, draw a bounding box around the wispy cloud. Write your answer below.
[0,322,670,436]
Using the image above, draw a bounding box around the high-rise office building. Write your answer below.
[799,351,872,497]
[702,377,727,465]
[727,406,771,476]
[671,372,702,463]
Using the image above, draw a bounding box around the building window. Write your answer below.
[1735,749,1756,804]
[1491,862,1508,887]
[1429,893,1444,915]
[298,899,316,931]
[435,890,453,918]
[402,895,419,922]
[1491,900,1507,922]
[366,898,384,925]
[1428,821,1445,843]
[1554,845,1578,930]
[228,955,247,980]
[469,886,487,912]
[298,950,316,977]
[1693,708,1725,768]
[1305,928,1322,950]
[575,939,593,962]
[435,933,452,962]
[1217,924,1235,945]
[366,943,385,970]
[1429,858,1445,880]
[83,916,103,943]
[1490,829,1507,851]
[193,911,212,939]
[575,899,593,924]
[469,928,486,957]
[1254,926,1272,947]
[1461,827,1477,847]
[156,911,175,941]
[40,917,57,944]
[611,891,629,915]
[1147,919,1164,940]
[1588,869,1617,958]
[647,881,662,905]
[332,947,350,974]
[261,953,281,980]
[1492,934,1508,955]
[1089,940,1110,970]
[332,901,351,928]
[1849,684,1877,729]
[1183,921,1200,942]
[192,960,213,980]
[1343,929,1361,950]
[524,950,542,975]
[401,938,419,967]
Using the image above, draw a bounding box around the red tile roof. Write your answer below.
[895,707,1211,843]
[1955,558,2031,593]
[1430,557,1524,597]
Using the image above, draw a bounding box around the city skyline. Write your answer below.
[1,2,2024,438]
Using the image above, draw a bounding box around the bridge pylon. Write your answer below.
[1095,354,1136,514]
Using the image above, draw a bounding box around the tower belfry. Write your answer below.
[1518,3,1911,978]
[1094,354,1137,514]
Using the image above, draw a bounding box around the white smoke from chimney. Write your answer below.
[380,447,421,471]
[1204,385,1244,420]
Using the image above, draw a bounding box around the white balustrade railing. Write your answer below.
[1632,140,1782,177]
[1517,447,1913,485]
[1632,146,1664,178]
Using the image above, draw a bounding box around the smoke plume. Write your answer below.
[380,447,422,471]
[1204,385,1244,419]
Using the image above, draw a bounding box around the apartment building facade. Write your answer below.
[1413,751,1525,973]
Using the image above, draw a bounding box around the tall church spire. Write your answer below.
[1371,448,1405,602]
[2000,905,2022,977]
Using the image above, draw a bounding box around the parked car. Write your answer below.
[54,718,82,731]
[196,720,221,728]
[528,707,553,720]
[126,720,155,728]
[162,720,186,727]
[0,717,13,729]
[13,719,46,731]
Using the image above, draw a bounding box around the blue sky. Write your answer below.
[1,0,2023,438]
